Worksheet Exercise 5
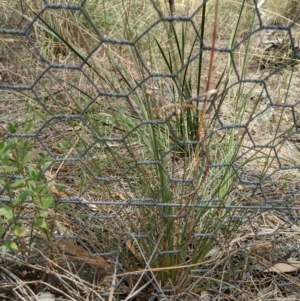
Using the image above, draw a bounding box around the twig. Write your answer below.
[169,0,175,16]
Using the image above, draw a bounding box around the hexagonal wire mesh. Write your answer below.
[1,0,300,299]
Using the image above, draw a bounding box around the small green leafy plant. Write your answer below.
[0,126,55,257]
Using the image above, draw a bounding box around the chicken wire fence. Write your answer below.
[1,0,300,296]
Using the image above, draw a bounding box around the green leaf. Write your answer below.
[39,211,48,218]
[58,203,69,210]
[42,161,52,172]
[13,189,35,206]
[0,206,13,220]
[27,180,37,192]
[13,226,27,237]
[8,123,17,134]
[40,196,54,210]
[20,188,36,196]
[23,148,41,163]
[0,141,13,161]
[6,239,18,251]
[10,178,26,188]
[27,165,39,180]
[0,165,18,173]
[34,217,48,229]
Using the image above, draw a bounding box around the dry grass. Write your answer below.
[1,0,300,300]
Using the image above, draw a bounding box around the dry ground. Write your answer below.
[1,1,300,300]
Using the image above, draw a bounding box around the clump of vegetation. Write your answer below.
[0,125,56,257]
